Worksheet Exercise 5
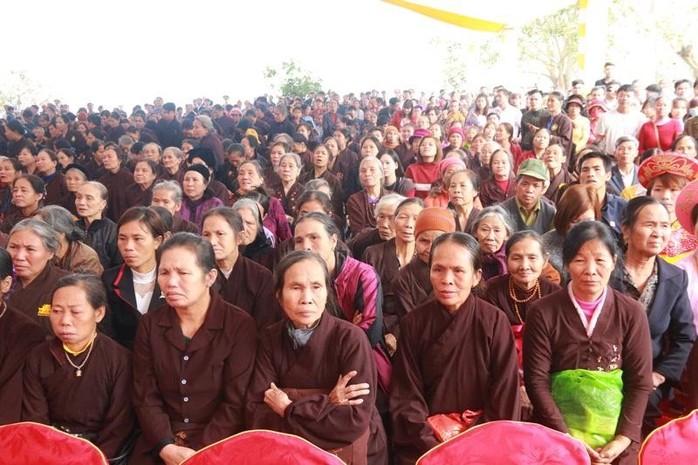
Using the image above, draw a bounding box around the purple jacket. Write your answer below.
[180,195,224,230]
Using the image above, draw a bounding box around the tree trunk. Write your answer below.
[678,44,698,79]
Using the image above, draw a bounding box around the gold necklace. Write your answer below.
[64,333,97,377]
[508,277,541,324]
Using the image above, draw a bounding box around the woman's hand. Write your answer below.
[385,333,397,356]
[329,370,370,406]
[595,435,631,463]
[652,372,666,389]
[519,386,533,422]
[264,382,292,417]
[159,444,196,465]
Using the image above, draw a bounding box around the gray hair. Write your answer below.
[10,218,61,254]
[279,153,303,172]
[163,146,185,161]
[359,156,384,178]
[195,115,215,133]
[35,205,86,242]
[80,181,108,201]
[304,178,331,194]
[374,193,406,219]
[143,142,163,156]
[469,205,516,237]
[232,198,263,231]
[152,180,183,203]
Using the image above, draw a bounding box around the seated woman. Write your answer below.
[34,205,103,275]
[615,197,696,434]
[246,250,387,465]
[22,273,135,460]
[0,174,45,234]
[131,233,257,465]
[161,147,186,185]
[300,143,345,221]
[379,149,415,197]
[479,149,516,208]
[0,157,23,224]
[470,206,515,281]
[97,143,134,223]
[637,153,698,263]
[494,123,522,169]
[268,153,304,223]
[57,163,89,217]
[347,157,391,237]
[75,181,123,270]
[0,248,44,425]
[516,128,550,170]
[35,149,68,207]
[543,144,576,203]
[424,157,466,208]
[541,184,600,283]
[180,164,224,230]
[404,136,443,199]
[446,169,480,232]
[103,207,168,350]
[232,198,275,271]
[126,159,160,207]
[390,232,520,464]
[201,207,280,329]
[7,218,69,335]
[524,221,653,465]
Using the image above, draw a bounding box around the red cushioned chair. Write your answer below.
[416,420,590,465]
[0,422,108,465]
[639,409,698,465]
[180,429,346,465]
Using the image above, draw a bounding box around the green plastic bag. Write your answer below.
[550,369,623,449]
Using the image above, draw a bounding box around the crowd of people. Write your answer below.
[1,63,698,465]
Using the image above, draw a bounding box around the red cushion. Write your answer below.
[417,421,590,465]
[640,409,698,465]
[181,430,346,465]
[0,422,107,465]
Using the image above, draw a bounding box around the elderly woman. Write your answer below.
[524,221,653,465]
[424,157,467,208]
[0,174,45,234]
[0,248,44,425]
[126,159,160,207]
[75,181,122,270]
[479,149,516,208]
[161,146,186,184]
[447,169,480,232]
[201,207,280,329]
[471,206,515,281]
[294,212,391,395]
[57,163,89,217]
[7,218,69,335]
[300,144,344,220]
[347,157,390,237]
[637,153,698,263]
[131,233,256,465]
[246,250,387,465]
[97,143,135,223]
[180,164,224,230]
[541,184,601,282]
[268,153,304,223]
[103,207,168,350]
[393,207,456,321]
[192,115,225,166]
[614,197,696,434]
[0,157,22,222]
[391,232,520,464]
[543,144,575,203]
[34,205,103,275]
[379,149,415,197]
[22,274,135,460]
[232,198,275,270]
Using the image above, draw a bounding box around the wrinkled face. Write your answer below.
[150,189,180,215]
[64,170,86,193]
[674,137,697,158]
[400,126,414,143]
[480,143,496,166]
[142,144,161,162]
[279,259,328,329]
[35,151,57,175]
[515,175,545,210]
[0,160,20,184]
[385,129,399,145]
[50,285,104,349]
[183,171,207,201]
[394,203,422,244]
[415,229,444,264]
[102,148,121,172]
[237,207,259,246]
[448,171,476,207]
[567,239,616,299]
[359,159,382,189]
[75,184,106,219]
[269,144,286,167]
[579,158,610,190]
[474,215,508,254]
[361,140,380,159]
[376,204,397,241]
[313,146,330,168]
[12,177,42,209]
[134,161,157,187]
[448,132,463,148]
[192,120,208,138]
[614,141,638,166]
[491,151,511,179]
[162,149,181,171]
[293,218,337,265]
[237,163,262,194]
[623,203,671,256]
[533,130,550,150]
[202,214,240,263]
[118,220,162,272]
[507,237,546,289]
[543,145,566,171]
[430,240,482,313]
[158,247,215,309]
[7,229,53,283]
[278,156,300,183]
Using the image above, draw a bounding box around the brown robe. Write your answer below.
[0,306,45,425]
[8,263,69,336]
[390,296,521,464]
[130,292,256,464]
[43,172,69,207]
[483,275,561,325]
[246,313,387,465]
[544,169,576,204]
[54,240,104,276]
[347,190,385,238]
[213,255,281,330]
[392,257,432,322]
[362,239,402,335]
[347,228,382,260]
[171,212,199,234]
[22,335,135,459]
[299,169,345,219]
[268,181,304,220]
[524,288,653,464]
[479,175,516,208]
[98,168,135,222]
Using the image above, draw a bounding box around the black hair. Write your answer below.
[203,206,243,234]
[505,230,546,257]
[0,248,12,280]
[53,273,107,310]
[158,232,217,274]
[562,221,617,266]
[429,231,481,271]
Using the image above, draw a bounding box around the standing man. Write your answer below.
[495,88,522,139]
[155,102,183,149]
[595,84,646,156]
[520,89,550,151]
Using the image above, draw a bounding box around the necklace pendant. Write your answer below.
[76,369,82,377]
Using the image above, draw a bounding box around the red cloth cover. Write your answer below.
[0,422,107,465]
[426,409,482,442]
[417,420,590,465]
[639,409,698,465]
[181,429,346,465]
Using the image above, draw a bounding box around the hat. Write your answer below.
[517,159,549,182]
[414,207,456,239]
[587,99,608,112]
[564,95,585,111]
[185,164,210,183]
[439,157,466,175]
[638,153,698,188]
[676,179,698,233]
[162,102,176,112]
[293,133,308,144]
[5,119,26,135]
[408,128,431,144]
[187,147,216,169]
[447,126,464,139]
[64,163,90,180]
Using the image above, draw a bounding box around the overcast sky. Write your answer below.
[3,0,580,109]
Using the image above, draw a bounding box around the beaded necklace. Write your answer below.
[507,277,541,324]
